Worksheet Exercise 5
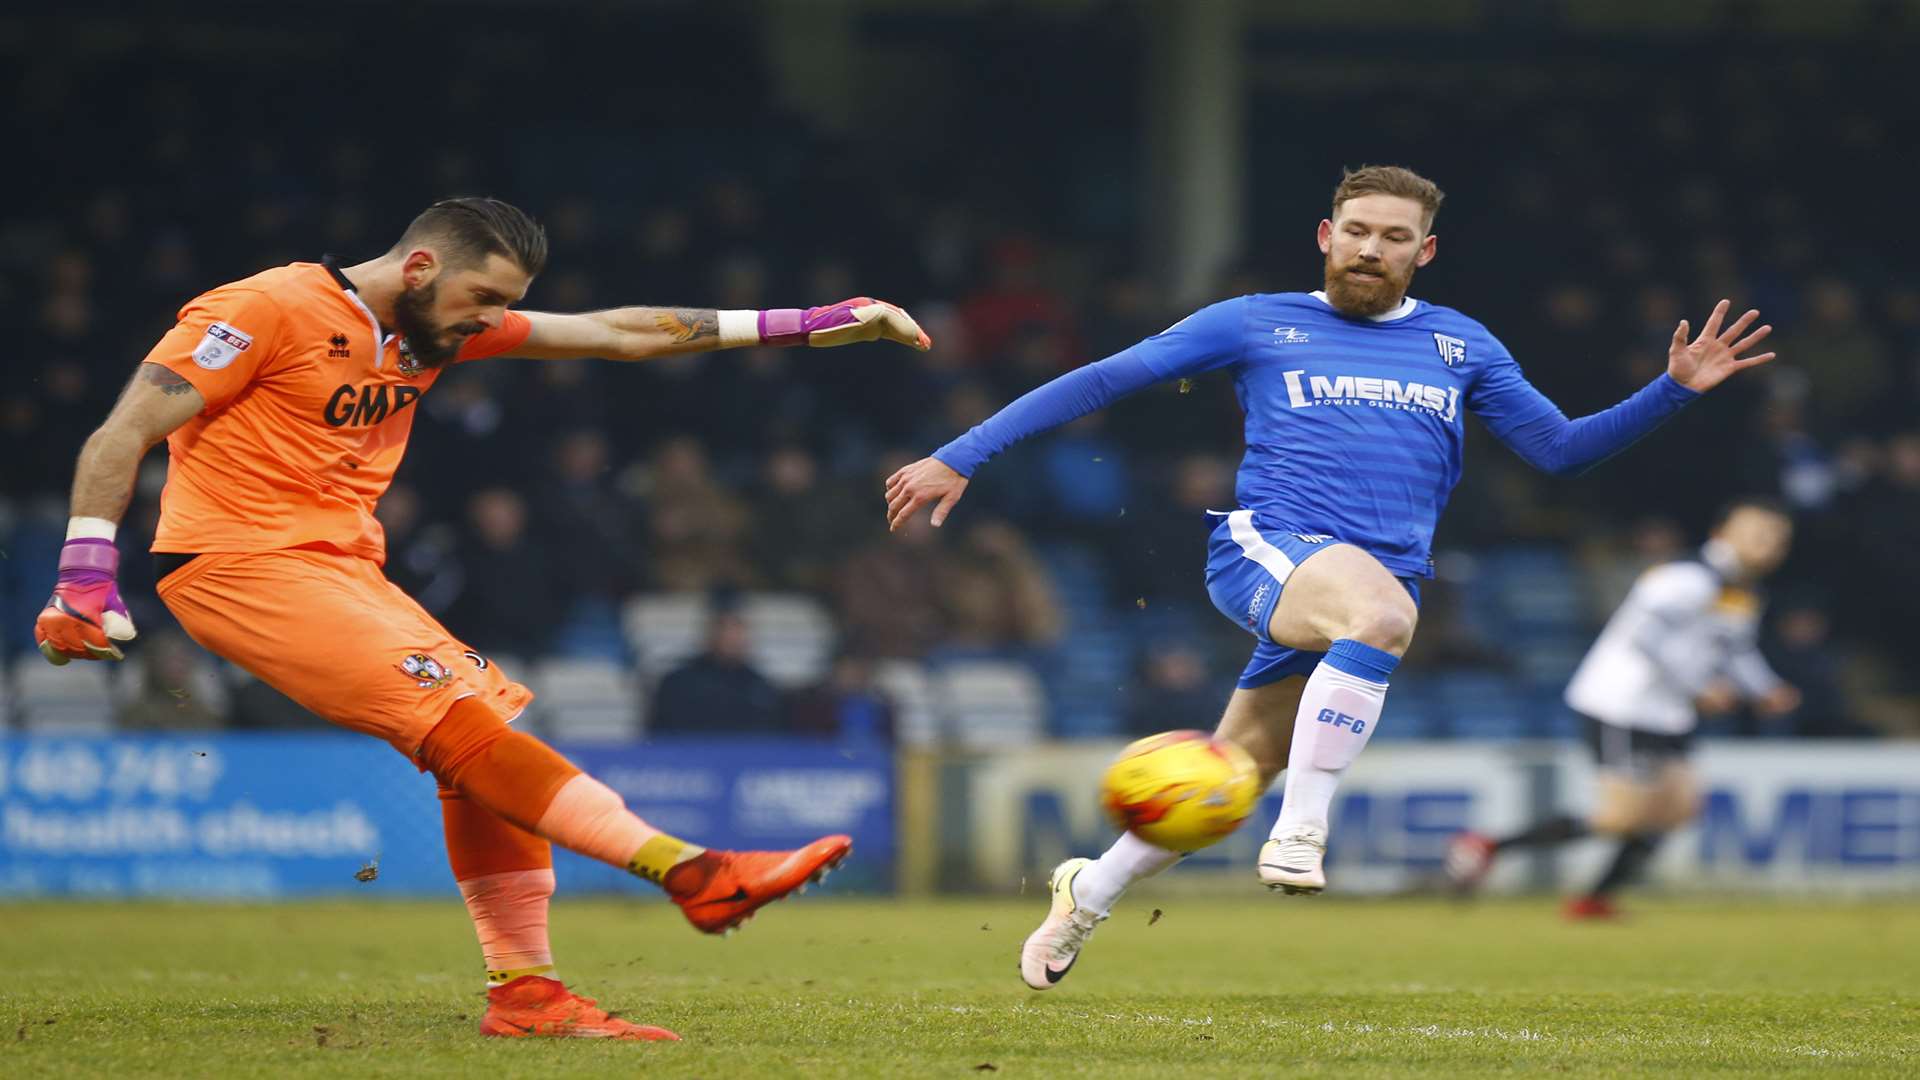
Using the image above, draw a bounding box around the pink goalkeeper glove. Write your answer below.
[725,298,932,351]
[34,538,138,665]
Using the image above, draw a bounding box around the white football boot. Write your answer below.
[1442,830,1497,894]
[1258,825,1328,894]
[1019,857,1107,990]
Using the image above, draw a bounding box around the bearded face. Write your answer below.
[1316,194,1434,318]
[1321,246,1417,317]
[392,277,489,370]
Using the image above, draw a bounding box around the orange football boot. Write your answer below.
[479,975,680,1041]
[1562,894,1622,921]
[666,835,852,934]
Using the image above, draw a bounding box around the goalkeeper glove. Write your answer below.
[721,298,932,351]
[35,537,138,665]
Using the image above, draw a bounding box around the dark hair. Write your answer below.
[1332,165,1445,232]
[394,196,548,276]
[1712,496,1791,530]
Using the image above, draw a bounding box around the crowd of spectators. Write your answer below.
[2,11,1915,739]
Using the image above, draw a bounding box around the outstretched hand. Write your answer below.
[885,457,969,531]
[1667,299,1776,393]
[792,298,932,351]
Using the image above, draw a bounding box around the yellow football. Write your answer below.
[1100,730,1261,853]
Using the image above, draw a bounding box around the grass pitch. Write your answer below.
[1,894,1914,1077]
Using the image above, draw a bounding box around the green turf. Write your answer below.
[1,895,1914,1077]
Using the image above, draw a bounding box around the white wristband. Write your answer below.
[717,310,761,349]
[67,516,118,541]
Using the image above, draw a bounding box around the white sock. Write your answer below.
[1071,831,1182,915]
[1272,641,1393,838]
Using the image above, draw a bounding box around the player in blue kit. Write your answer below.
[883,166,1780,990]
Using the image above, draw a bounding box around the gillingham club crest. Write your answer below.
[1434,332,1467,367]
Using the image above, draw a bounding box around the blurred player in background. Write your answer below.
[32,197,930,1042]
[1445,499,1799,918]
[885,165,1780,990]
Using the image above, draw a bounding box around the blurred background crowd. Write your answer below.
[2,1,1916,743]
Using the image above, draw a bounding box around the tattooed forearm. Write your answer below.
[66,363,205,521]
[569,306,724,360]
[142,364,195,395]
[651,308,719,344]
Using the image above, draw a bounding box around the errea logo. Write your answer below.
[1273,327,1311,344]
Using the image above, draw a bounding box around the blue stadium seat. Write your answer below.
[1377,675,1442,739]
[551,597,631,663]
[1430,672,1531,739]
[2,514,63,661]
[1048,629,1129,738]
[1461,547,1586,642]
[1035,543,1127,736]
[1509,632,1590,688]
[1536,698,1585,739]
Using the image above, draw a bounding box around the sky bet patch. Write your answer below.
[191,321,254,370]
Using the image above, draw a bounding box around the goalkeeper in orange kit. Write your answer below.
[34,196,931,1042]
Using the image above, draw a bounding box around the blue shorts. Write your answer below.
[1203,510,1421,689]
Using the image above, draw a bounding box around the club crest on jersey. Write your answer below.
[397,652,454,689]
[1434,332,1467,367]
[1273,327,1311,344]
[396,338,428,378]
[191,321,254,370]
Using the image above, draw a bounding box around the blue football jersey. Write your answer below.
[936,291,1697,579]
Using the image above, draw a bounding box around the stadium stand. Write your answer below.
[2,11,1913,739]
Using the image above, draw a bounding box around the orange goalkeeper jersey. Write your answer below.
[146,259,531,563]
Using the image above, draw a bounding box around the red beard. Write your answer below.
[1322,257,1412,317]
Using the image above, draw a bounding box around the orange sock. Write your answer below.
[420,698,579,830]
[537,774,704,885]
[421,697,703,887]
[441,783,556,987]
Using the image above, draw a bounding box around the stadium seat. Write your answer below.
[11,658,116,734]
[1,515,63,661]
[1535,698,1585,739]
[1048,631,1127,738]
[1376,675,1442,739]
[1034,543,1124,736]
[872,659,939,747]
[742,595,836,688]
[549,598,631,663]
[1510,632,1590,688]
[621,593,708,686]
[622,592,836,690]
[1462,547,1587,641]
[1035,543,1109,611]
[1430,672,1531,740]
[529,657,642,742]
[932,660,1047,749]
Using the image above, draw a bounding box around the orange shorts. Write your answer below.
[157,547,534,758]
